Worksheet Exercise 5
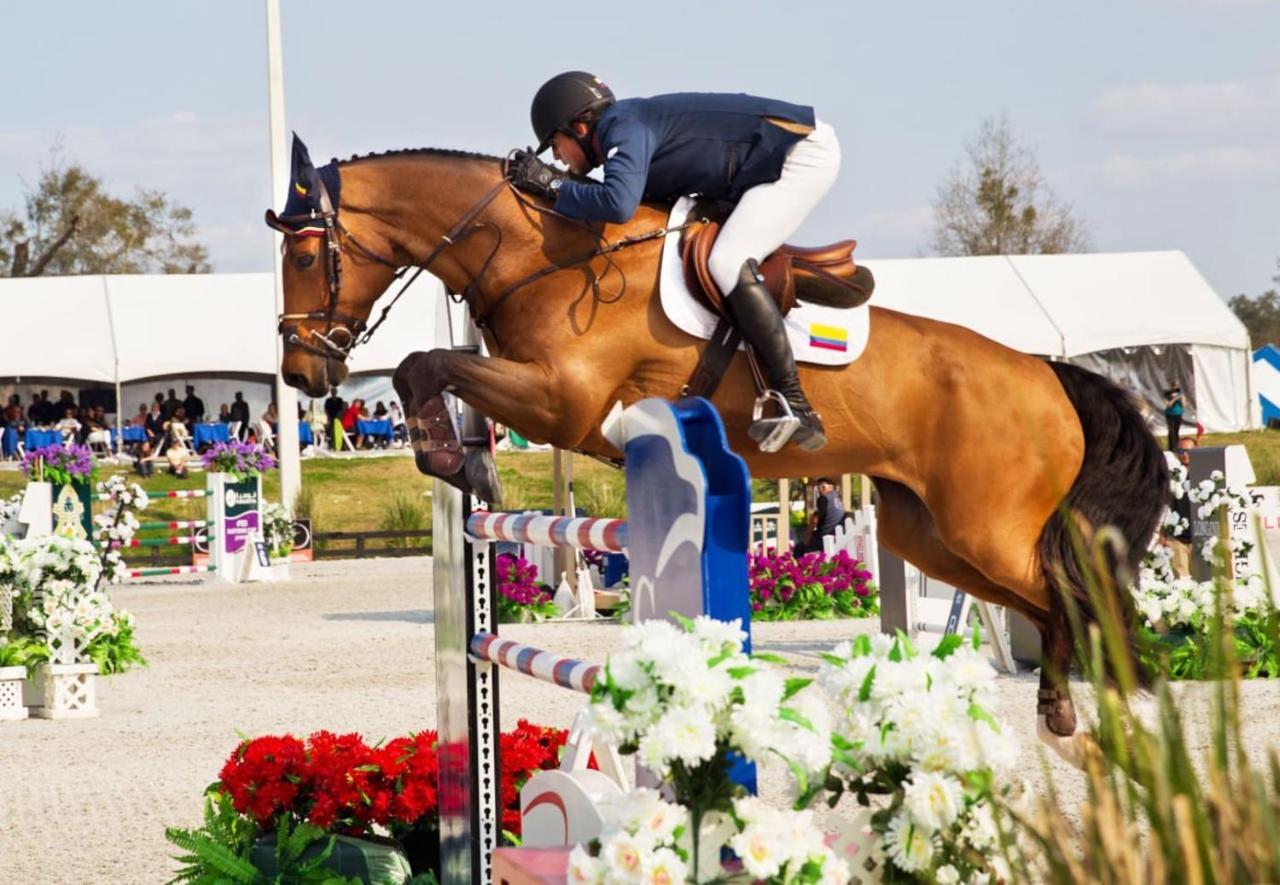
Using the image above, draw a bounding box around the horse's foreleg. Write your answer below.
[394,349,593,504]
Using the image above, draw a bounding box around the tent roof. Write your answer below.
[862,250,1247,357]
[0,251,1245,383]
[0,272,444,383]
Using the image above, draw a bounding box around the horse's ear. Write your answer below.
[290,133,317,192]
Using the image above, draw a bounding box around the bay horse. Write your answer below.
[267,139,1166,762]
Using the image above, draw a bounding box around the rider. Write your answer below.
[507,72,840,451]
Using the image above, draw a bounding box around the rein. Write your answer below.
[277,157,702,361]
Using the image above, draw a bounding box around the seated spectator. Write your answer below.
[258,402,279,453]
[131,404,149,427]
[342,398,369,449]
[56,407,82,445]
[134,440,155,478]
[145,401,166,447]
[389,400,408,447]
[165,437,191,478]
[84,410,111,454]
[373,401,388,419]
[218,403,231,423]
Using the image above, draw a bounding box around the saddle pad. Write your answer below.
[660,197,869,367]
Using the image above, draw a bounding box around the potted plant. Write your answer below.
[201,441,276,575]
[0,636,45,721]
[20,444,96,539]
[262,501,293,581]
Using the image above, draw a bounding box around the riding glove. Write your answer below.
[508,149,563,199]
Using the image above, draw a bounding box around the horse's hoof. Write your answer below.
[408,394,465,479]
[464,450,503,506]
[1036,715,1092,770]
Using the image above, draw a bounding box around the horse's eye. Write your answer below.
[295,254,316,270]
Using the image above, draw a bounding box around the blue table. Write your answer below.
[24,429,62,450]
[193,422,231,448]
[271,422,314,445]
[357,419,393,442]
[1,427,17,458]
[111,426,147,445]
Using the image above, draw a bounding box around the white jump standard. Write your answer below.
[433,395,753,884]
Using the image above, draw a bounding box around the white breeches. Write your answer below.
[707,119,842,295]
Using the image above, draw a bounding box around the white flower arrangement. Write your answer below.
[1132,573,1268,631]
[12,533,115,664]
[262,501,294,559]
[585,615,831,789]
[567,787,851,885]
[818,632,1018,882]
[94,476,150,584]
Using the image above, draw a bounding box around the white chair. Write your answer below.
[256,419,276,453]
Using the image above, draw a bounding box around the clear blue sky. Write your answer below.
[3,0,1277,300]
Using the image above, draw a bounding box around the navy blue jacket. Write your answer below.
[554,92,815,224]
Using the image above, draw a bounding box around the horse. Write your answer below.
[266,137,1167,763]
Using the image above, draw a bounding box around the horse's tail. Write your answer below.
[1037,361,1167,685]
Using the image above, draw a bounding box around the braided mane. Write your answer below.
[336,147,502,166]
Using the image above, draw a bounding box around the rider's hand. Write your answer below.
[508,148,563,200]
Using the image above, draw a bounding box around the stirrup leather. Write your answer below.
[747,390,801,454]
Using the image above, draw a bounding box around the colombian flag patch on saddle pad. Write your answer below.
[808,323,849,352]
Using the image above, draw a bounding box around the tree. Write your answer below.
[1228,259,1280,347]
[0,157,210,276]
[929,115,1090,257]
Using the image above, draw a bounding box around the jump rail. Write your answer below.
[434,389,753,885]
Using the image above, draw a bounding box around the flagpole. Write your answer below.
[266,0,301,514]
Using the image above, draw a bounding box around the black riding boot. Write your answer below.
[726,259,827,451]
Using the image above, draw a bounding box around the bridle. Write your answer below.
[273,155,703,363]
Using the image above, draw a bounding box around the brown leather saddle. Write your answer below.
[680,218,875,317]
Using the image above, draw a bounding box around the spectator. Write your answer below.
[56,407,82,445]
[145,400,166,446]
[389,400,408,447]
[1163,384,1184,452]
[324,391,346,450]
[797,477,846,556]
[84,409,111,454]
[134,440,155,478]
[162,388,181,420]
[153,392,166,420]
[373,401,388,419]
[263,401,279,425]
[3,395,24,460]
[218,403,231,423]
[228,392,251,440]
[131,403,149,427]
[183,385,206,424]
[1163,439,1197,577]
[342,398,368,449]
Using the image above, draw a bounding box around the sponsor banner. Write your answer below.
[224,478,260,554]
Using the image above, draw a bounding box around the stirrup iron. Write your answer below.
[748,390,801,453]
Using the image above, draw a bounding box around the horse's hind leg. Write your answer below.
[873,478,1040,615]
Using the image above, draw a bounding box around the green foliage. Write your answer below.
[378,490,429,549]
[166,792,261,884]
[573,476,625,519]
[0,634,48,674]
[1139,609,1279,681]
[930,114,1089,257]
[1008,547,1280,883]
[1229,261,1280,347]
[85,614,147,676]
[166,793,359,885]
[291,484,317,526]
[1,155,210,277]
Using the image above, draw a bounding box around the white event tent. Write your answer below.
[0,250,1254,433]
[0,272,445,425]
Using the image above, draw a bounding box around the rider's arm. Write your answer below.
[554,115,656,224]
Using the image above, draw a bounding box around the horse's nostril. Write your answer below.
[283,372,308,390]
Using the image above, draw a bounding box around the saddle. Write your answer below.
[680,218,875,317]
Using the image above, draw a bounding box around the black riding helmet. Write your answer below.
[531,71,615,154]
